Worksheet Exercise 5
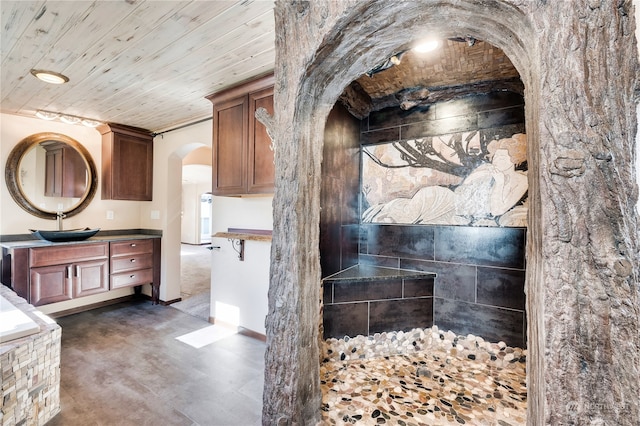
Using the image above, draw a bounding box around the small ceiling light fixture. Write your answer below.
[413,39,441,53]
[30,69,69,84]
[34,110,102,127]
[60,115,81,125]
[35,110,60,120]
[81,119,101,128]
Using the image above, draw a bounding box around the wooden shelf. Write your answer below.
[212,231,272,242]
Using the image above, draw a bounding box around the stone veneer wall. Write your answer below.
[0,286,61,425]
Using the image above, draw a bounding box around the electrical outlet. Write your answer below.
[151,210,160,220]
[106,210,114,220]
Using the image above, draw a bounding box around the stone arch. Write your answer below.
[263,1,639,425]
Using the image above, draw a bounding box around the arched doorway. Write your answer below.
[264,2,638,426]
[264,2,539,424]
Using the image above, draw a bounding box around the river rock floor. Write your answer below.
[320,326,527,425]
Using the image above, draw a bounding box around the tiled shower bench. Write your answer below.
[322,265,436,339]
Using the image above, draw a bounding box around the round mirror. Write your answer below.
[5,132,98,219]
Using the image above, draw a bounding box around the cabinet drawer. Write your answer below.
[111,253,153,273]
[111,268,154,289]
[30,243,108,267]
[111,239,153,256]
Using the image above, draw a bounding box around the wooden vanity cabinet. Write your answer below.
[98,123,153,201]
[1,236,161,307]
[110,238,161,303]
[29,243,109,306]
[207,74,274,196]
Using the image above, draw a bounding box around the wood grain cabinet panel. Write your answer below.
[29,243,109,306]
[3,237,161,306]
[42,142,87,198]
[30,264,73,306]
[109,238,159,302]
[74,259,110,298]
[98,123,153,201]
[248,86,275,193]
[211,96,247,195]
[207,74,274,196]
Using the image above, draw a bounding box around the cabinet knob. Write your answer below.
[130,274,135,278]
[130,243,137,247]
[130,259,136,263]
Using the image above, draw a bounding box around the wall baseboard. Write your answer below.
[210,317,266,342]
[48,295,137,318]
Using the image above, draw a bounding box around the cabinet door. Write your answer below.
[30,265,73,306]
[212,96,247,195]
[61,146,88,198]
[111,133,153,200]
[248,86,275,194]
[74,259,109,298]
[44,147,63,197]
[99,124,153,201]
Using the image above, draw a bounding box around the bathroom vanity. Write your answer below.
[1,233,161,307]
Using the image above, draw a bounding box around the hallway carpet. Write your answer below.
[47,300,265,426]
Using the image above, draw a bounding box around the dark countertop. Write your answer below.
[322,264,436,283]
[0,230,161,250]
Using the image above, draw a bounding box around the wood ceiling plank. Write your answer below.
[1,0,147,110]
[0,1,46,58]
[0,1,97,106]
[110,49,275,131]
[34,1,270,120]
[102,22,276,114]
[2,1,224,115]
[62,3,274,122]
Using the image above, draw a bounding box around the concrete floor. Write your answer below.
[48,300,265,426]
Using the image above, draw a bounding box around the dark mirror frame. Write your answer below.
[5,132,98,219]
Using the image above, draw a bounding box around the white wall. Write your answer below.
[140,121,213,302]
[210,195,273,334]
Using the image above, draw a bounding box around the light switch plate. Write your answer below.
[106,210,114,220]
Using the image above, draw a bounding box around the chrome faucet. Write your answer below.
[56,211,66,231]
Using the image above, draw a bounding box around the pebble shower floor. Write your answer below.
[320,326,527,425]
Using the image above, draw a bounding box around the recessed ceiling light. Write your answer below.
[30,69,69,84]
[413,40,441,53]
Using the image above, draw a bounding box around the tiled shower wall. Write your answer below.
[320,92,528,348]
[359,224,526,348]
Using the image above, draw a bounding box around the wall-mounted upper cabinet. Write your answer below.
[98,123,153,201]
[206,74,274,196]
